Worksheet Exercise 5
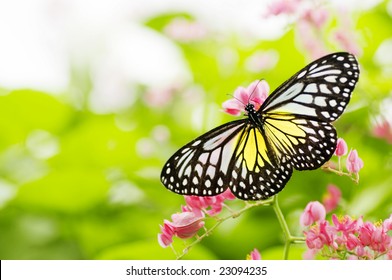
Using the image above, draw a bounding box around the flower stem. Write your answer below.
[322,165,359,183]
[271,195,290,259]
[271,195,305,259]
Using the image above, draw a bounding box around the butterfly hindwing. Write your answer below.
[263,115,337,170]
[227,125,293,200]
[260,52,359,122]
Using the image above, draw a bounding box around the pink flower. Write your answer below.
[300,201,326,227]
[247,248,261,260]
[369,226,391,253]
[332,214,359,234]
[158,220,175,248]
[185,188,236,216]
[346,233,360,250]
[170,211,205,239]
[158,210,205,247]
[358,221,375,247]
[305,220,334,249]
[372,119,392,144]
[222,80,269,116]
[334,138,348,156]
[383,215,392,231]
[265,0,329,29]
[322,184,341,213]
[346,149,364,173]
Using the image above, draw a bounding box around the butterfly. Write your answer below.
[161,52,359,200]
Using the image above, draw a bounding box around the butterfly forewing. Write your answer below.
[260,52,359,122]
[161,120,247,196]
[257,52,359,172]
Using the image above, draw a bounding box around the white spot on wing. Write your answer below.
[304,83,318,93]
[294,94,313,104]
[195,164,203,177]
[210,148,220,165]
[203,124,243,150]
[199,153,209,164]
[320,84,331,94]
[324,76,337,83]
[308,69,341,78]
[314,96,327,107]
[329,100,337,107]
[275,102,316,116]
[206,166,215,178]
[297,70,307,78]
[263,83,304,111]
[192,140,201,146]
[218,177,223,186]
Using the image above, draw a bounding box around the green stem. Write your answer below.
[270,195,306,259]
[271,195,292,259]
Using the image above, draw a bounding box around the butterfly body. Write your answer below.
[161,52,359,200]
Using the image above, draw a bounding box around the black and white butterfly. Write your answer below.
[161,52,359,200]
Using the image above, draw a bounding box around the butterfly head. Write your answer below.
[244,103,256,115]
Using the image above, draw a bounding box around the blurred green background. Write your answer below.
[0,0,392,260]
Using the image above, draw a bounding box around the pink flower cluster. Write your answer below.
[266,0,328,28]
[185,189,236,216]
[158,189,236,248]
[301,201,392,259]
[334,138,364,174]
[265,0,361,58]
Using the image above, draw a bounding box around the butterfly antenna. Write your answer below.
[248,79,264,103]
[226,93,246,107]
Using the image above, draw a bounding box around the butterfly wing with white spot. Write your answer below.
[260,52,359,122]
[258,52,359,171]
[161,120,247,197]
[263,115,337,170]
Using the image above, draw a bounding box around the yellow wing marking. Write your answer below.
[236,128,271,170]
[265,117,307,154]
